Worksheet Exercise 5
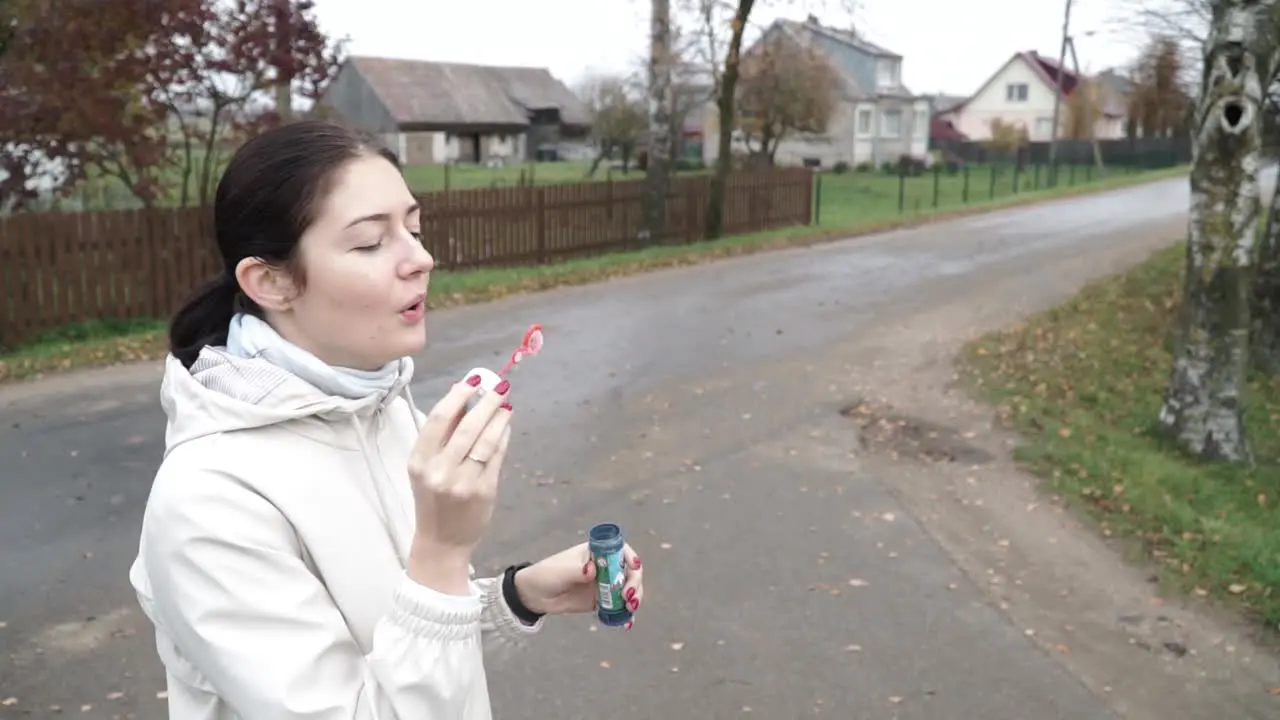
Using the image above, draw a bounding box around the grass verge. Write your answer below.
[955,243,1280,630]
[0,165,1187,385]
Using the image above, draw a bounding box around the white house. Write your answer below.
[937,50,1127,143]
[702,15,931,169]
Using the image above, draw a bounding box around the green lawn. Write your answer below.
[957,244,1280,627]
[0,163,1185,383]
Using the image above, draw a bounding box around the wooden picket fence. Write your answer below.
[0,168,813,347]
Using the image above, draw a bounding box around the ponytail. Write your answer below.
[168,272,240,368]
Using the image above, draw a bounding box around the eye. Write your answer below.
[409,230,424,243]
[354,238,384,252]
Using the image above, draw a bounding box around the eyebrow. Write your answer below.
[344,203,421,229]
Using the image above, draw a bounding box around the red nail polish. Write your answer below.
[495,380,511,395]
[582,562,591,576]
[466,375,481,387]
[629,599,640,611]
[500,402,513,411]
[624,620,634,630]
[625,587,636,601]
[632,557,642,569]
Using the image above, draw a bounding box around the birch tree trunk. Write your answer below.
[639,0,672,244]
[1250,46,1280,374]
[1158,0,1271,463]
[1253,180,1280,373]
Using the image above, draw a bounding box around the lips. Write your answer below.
[400,294,426,313]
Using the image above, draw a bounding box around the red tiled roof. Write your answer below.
[1022,51,1079,96]
[930,116,968,142]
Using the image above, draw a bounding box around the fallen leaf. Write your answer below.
[888,696,903,704]
[156,691,168,699]
[843,644,862,652]
[670,666,679,673]
[880,512,896,522]
[848,578,869,588]
[1228,583,1247,595]
[1054,644,1069,654]
[1058,427,1072,438]
[1267,687,1280,695]
[659,542,673,550]
[670,642,684,651]
[1,698,16,707]
[599,661,611,669]
[106,692,124,700]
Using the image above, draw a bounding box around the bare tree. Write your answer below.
[1158,0,1273,463]
[735,33,839,163]
[576,73,647,177]
[1126,34,1194,138]
[985,118,1029,162]
[682,0,856,238]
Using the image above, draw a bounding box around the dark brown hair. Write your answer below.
[168,120,399,368]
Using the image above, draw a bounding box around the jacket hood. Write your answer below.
[159,348,416,458]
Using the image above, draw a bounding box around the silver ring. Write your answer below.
[465,452,489,465]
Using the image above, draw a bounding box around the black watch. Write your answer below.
[502,562,545,625]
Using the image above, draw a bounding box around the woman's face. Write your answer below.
[275,153,434,370]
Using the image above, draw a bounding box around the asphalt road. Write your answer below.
[4,176,1267,719]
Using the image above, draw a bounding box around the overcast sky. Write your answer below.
[311,0,1159,98]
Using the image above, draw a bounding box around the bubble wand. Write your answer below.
[497,323,544,376]
[462,323,544,409]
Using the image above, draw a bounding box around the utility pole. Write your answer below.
[1047,0,1073,183]
[1065,36,1105,176]
[639,0,673,244]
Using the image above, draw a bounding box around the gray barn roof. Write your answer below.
[349,56,591,128]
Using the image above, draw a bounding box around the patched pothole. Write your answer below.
[840,400,995,465]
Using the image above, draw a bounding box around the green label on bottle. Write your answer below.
[594,548,626,611]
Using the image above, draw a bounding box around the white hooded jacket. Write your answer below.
[129,324,542,720]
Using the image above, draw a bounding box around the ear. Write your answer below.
[235,257,299,312]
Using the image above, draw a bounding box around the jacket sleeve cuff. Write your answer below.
[387,572,483,641]
[480,576,545,640]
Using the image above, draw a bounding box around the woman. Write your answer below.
[128,120,645,719]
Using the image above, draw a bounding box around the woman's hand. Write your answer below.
[514,542,644,628]
[405,375,514,594]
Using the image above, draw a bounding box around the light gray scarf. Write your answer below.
[225,313,410,401]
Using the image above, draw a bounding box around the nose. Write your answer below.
[401,231,435,276]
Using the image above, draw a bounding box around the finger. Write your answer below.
[414,380,481,453]
[472,424,512,495]
[467,405,512,465]
[621,543,643,612]
[440,374,496,443]
[575,541,597,581]
[443,379,511,466]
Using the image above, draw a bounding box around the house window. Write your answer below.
[881,110,902,138]
[1035,117,1054,137]
[857,109,873,135]
[1006,83,1028,102]
[877,59,900,88]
